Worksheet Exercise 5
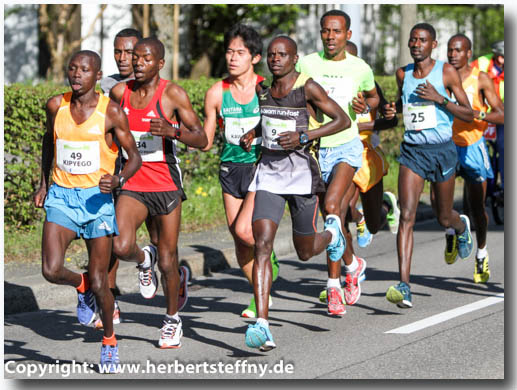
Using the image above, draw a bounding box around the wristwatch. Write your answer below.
[478,111,487,120]
[362,103,371,115]
[441,96,450,107]
[116,175,126,189]
[299,132,310,145]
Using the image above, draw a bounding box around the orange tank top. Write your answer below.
[452,67,488,147]
[52,92,118,188]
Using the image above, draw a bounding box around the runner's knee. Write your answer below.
[41,260,64,284]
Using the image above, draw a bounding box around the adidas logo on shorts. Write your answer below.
[98,221,112,231]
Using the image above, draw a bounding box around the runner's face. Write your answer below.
[67,55,100,95]
[320,15,351,60]
[132,44,162,82]
[114,36,139,78]
[225,37,255,77]
[267,39,297,77]
[408,29,436,62]
[447,38,470,70]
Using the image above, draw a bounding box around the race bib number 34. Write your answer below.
[403,102,438,131]
[123,131,164,162]
[56,139,100,175]
[225,116,261,146]
[261,115,296,150]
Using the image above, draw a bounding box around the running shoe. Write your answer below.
[325,215,346,262]
[444,233,459,265]
[386,282,412,308]
[241,295,273,318]
[457,215,474,260]
[77,288,97,326]
[245,322,276,351]
[383,191,400,234]
[159,317,183,349]
[99,344,120,374]
[94,300,122,330]
[356,219,373,248]
[343,257,367,305]
[178,266,190,311]
[326,286,346,316]
[138,245,158,299]
[271,250,280,282]
[474,255,490,284]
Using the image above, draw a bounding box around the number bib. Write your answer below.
[403,102,438,131]
[224,116,261,146]
[123,131,164,162]
[314,77,354,108]
[261,115,296,150]
[56,139,100,175]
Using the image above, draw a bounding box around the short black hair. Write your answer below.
[115,28,143,42]
[411,23,436,41]
[224,24,263,57]
[448,33,472,51]
[136,37,165,60]
[269,35,298,54]
[320,10,351,31]
[70,50,101,72]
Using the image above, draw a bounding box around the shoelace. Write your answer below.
[161,321,179,339]
[139,268,153,286]
[328,288,342,307]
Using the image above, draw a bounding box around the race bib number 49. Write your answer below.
[224,116,261,146]
[261,115,296,150]
[403,102,438,131]
[123,131,164,162]
[56,139,100,175]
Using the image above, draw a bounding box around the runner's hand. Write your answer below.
[240,129,255,152]
[352,92,368,114]
[99,174,117,193]
[384,102,397,120]
[277,131,300,150]
[415,80,441,103]
[149,118,177,138]
[33,187,47,208]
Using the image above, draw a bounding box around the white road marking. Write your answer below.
[385,293,504,334]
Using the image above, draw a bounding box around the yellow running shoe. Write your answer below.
[474,255,490,283]
[444,233,459,264]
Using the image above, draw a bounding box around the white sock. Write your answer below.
[345,255,359,273]
[327,278,341,289]
[166,313,180,322]
[476,246,488,259]
[256,317,269,328]
[325,214,342,245]
[445,227,455,235]
[141,248,152,268]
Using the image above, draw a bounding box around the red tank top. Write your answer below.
[120,79,182,192]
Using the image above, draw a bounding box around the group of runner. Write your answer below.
[34,9,504,371]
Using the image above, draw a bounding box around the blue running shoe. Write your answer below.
[356,219,373,248]
[386,282,412,308]
[325,215,346,262]
[457,215,474,260]
[99,344,120,374]
[245,323,276,351]
[77,289,97,326]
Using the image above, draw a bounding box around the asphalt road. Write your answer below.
[4,217,505,381]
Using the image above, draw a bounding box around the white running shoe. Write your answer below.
[159,317,183,349]
[138,245,158,299]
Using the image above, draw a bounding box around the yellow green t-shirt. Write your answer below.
[296,51,375,147]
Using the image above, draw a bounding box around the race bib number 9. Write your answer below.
[123,131,164,162]
[224,116,261,146]
[261,115,296,150]
[56,139,100,175]
[403,102,438,131]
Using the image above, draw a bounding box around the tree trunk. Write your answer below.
[173,4,180,80]
[153,4,174,80]
[399,4,417,68]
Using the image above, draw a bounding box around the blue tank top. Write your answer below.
[402,60,454,145]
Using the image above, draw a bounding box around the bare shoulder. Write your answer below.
[110,81,127,102]
[206,80,223,98]
[106,98,125,119]
[164,80,188,98]
[46,94,63,113]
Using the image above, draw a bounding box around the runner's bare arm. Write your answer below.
[34,95,61,208]
[165,83,208,149]
[202,82,222,151]
[277,78,350,149]
[99,101,141,194]
[478,71,504,125]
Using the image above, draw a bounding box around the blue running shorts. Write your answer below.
[319,136,363,184]
[457,137,494,183]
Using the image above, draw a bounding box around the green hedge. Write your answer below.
[4,75,402,229]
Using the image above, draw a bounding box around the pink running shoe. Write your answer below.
[344,257,367,305]
[326,287,346,316]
